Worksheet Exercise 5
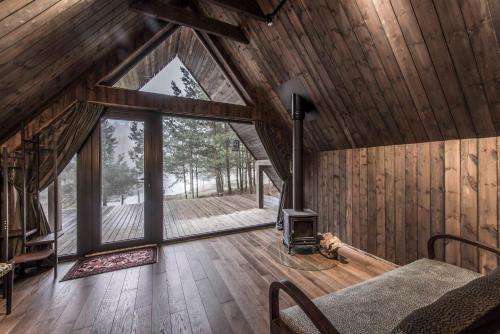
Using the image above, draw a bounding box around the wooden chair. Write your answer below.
[0,263,13,315]
[269,234,500,334]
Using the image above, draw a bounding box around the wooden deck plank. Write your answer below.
[58,194,279,255]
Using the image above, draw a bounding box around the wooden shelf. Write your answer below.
[13,249,54,264]
[26,232,64,247]
[0,228,37,239]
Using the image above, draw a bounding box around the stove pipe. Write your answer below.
[292,93,305,211]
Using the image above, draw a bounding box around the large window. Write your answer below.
[58,155,77,255]
[162,116,279,240]
[40,155,78,256]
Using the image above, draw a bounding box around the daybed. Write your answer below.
[269,234,500,334]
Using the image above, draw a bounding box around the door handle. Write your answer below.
[139,177,151,188]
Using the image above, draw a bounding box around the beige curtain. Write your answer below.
[8,102,104,255]
[255,121,292,228]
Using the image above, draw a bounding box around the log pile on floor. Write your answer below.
[319,233,342,259]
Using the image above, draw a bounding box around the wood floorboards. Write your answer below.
[0,228,395,334]
[163,194,279,240]
[59,194,279,255]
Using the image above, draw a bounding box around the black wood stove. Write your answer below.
[279,82,319,254]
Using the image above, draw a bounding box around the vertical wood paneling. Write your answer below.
[345,150,353,245]
[417,143,430,259]
[352,149,361,248]
[313,152,319,212]
[333,151,340,235]
[359,148,368,251]
[367,148,377,254]
[445,140,461,266]
[305,136,500,271]
[460,138,478,272]
[384,145,395,263]
[430,141,445,261]
[376,146,385,258]
[498,137,500,268]
[319,152,328,233]
[339,150,347,241]
[405,144,418,263]
[328,151,335,233]
[478,137,498,273]
[394,145,406,265]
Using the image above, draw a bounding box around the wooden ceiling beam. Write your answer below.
[130,0,249,44]
[192,30,254,106]
[200,0,268,22]
[99,23,179,87]
[85,86,256,122]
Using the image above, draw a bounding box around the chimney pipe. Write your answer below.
[292,93,304,211]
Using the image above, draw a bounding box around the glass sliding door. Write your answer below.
[39,155,78,257]
[100,118,146,244]
[59,155,78,255]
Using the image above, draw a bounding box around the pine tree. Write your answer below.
[101,120,139,206]
[171,80,182,97]
[101,119,117,169]
[180,66,209,101]
[101,119,117,206]
[161,64,257,199]
[224,124,232,195]
[128,121,144,177]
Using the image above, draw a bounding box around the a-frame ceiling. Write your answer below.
[115,26,245,106]
[1,0,499,153]
[113,25,284,188]
[0,0,164,142]
[196,0,500,151]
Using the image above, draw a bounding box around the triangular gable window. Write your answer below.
[112,26,244,105]
[140,56,209,101]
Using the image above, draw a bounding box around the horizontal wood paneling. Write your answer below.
[305,137,500,273]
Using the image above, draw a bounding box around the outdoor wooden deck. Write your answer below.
[58,194,278,255]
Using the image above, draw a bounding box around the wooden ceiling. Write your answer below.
[0,0,162,142]
[115,26,245,105]
[196,0,500,151]
[1,0,499,153]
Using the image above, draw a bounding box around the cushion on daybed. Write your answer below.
[391,266,500,334]
[0,263,12,277]
[279,258,481,334]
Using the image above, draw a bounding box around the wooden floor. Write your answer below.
[0,228,396,334]
[163,194,278,240]
[58,194,278,255]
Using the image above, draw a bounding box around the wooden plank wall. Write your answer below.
[304,137,500,273]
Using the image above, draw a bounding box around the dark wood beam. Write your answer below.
[130,0,248,44]
[84,86,256,121]
[200,0,268,21]
[99,23,178,86]
[193,30,254,106]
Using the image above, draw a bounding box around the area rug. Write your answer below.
[265,241,337,271]
[61,245,157,281]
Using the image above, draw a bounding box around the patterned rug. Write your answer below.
[61,246,157,281]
